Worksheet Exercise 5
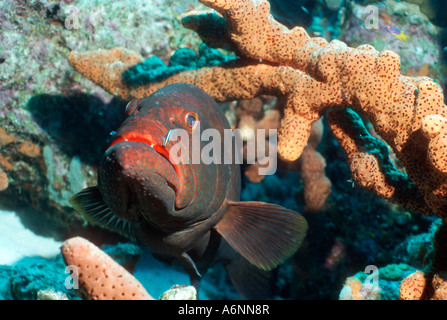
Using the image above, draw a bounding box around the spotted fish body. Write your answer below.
[70,83,308,299]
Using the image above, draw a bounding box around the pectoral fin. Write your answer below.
[215,201,307,271]
[69,186,135,240]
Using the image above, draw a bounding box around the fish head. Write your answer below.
[385,25,399,35]
[99,136,178,229]
[99,83,232,235]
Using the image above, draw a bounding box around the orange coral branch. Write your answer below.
[299,119,331,212]
[68,0,447,220]
[327,107,430,215]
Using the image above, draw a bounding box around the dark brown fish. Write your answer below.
[70,83,307,299]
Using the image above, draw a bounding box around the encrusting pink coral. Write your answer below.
[68,0,447,220]
[61,237,153,300]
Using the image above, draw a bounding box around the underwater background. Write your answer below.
[1,0,447,300]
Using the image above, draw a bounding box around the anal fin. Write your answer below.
[214,201,307,271]
[225,255,276,300]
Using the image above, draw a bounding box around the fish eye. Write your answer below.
[125,99,140,117]
[185,112,199,131]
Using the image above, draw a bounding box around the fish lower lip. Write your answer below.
[107,135,191,210]
[109,139,179,191]
[109,133,171,160]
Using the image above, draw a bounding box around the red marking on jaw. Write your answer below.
[109,132,175,173]
[109,131,192,210]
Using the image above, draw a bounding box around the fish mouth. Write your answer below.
[106,131,189,214]
[110,132,172,169]
[106,129,195,220]
[108,131,180,189]
[100,137,180,229]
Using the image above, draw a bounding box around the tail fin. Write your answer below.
[400,33,410,43]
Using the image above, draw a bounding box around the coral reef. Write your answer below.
[397,220,447,300]
[235,95,331,211]
[0,0,205,235]
[0,234,195,300]
[160,285,197,300]
[5,256,77,300]
[339,263,417,300]
[0,236,124,301]
[68,0,447,223]
[339,217,447,300]
[3,0,447,301]
[399,270,447,300]
[0,169,8,191]
[342,0,444,84]
[234,96,279,184]
[296,118,332,212]
[60,237,200,300]
[327,108,427,214]
[399,270,427,299]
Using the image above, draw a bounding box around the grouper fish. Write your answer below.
[70,83,308,299]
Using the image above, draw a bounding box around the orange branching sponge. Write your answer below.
[399,270,426,300]
[0,168,8,191]
[236,96,279,183]
[432,273,447,300]
[68,0,447,219]
[236,97,331,211]
[327,107,430,214]
[299,119,331,212]
[399,270,447,300]
[61,237,153,300]
[68,47,144,99]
